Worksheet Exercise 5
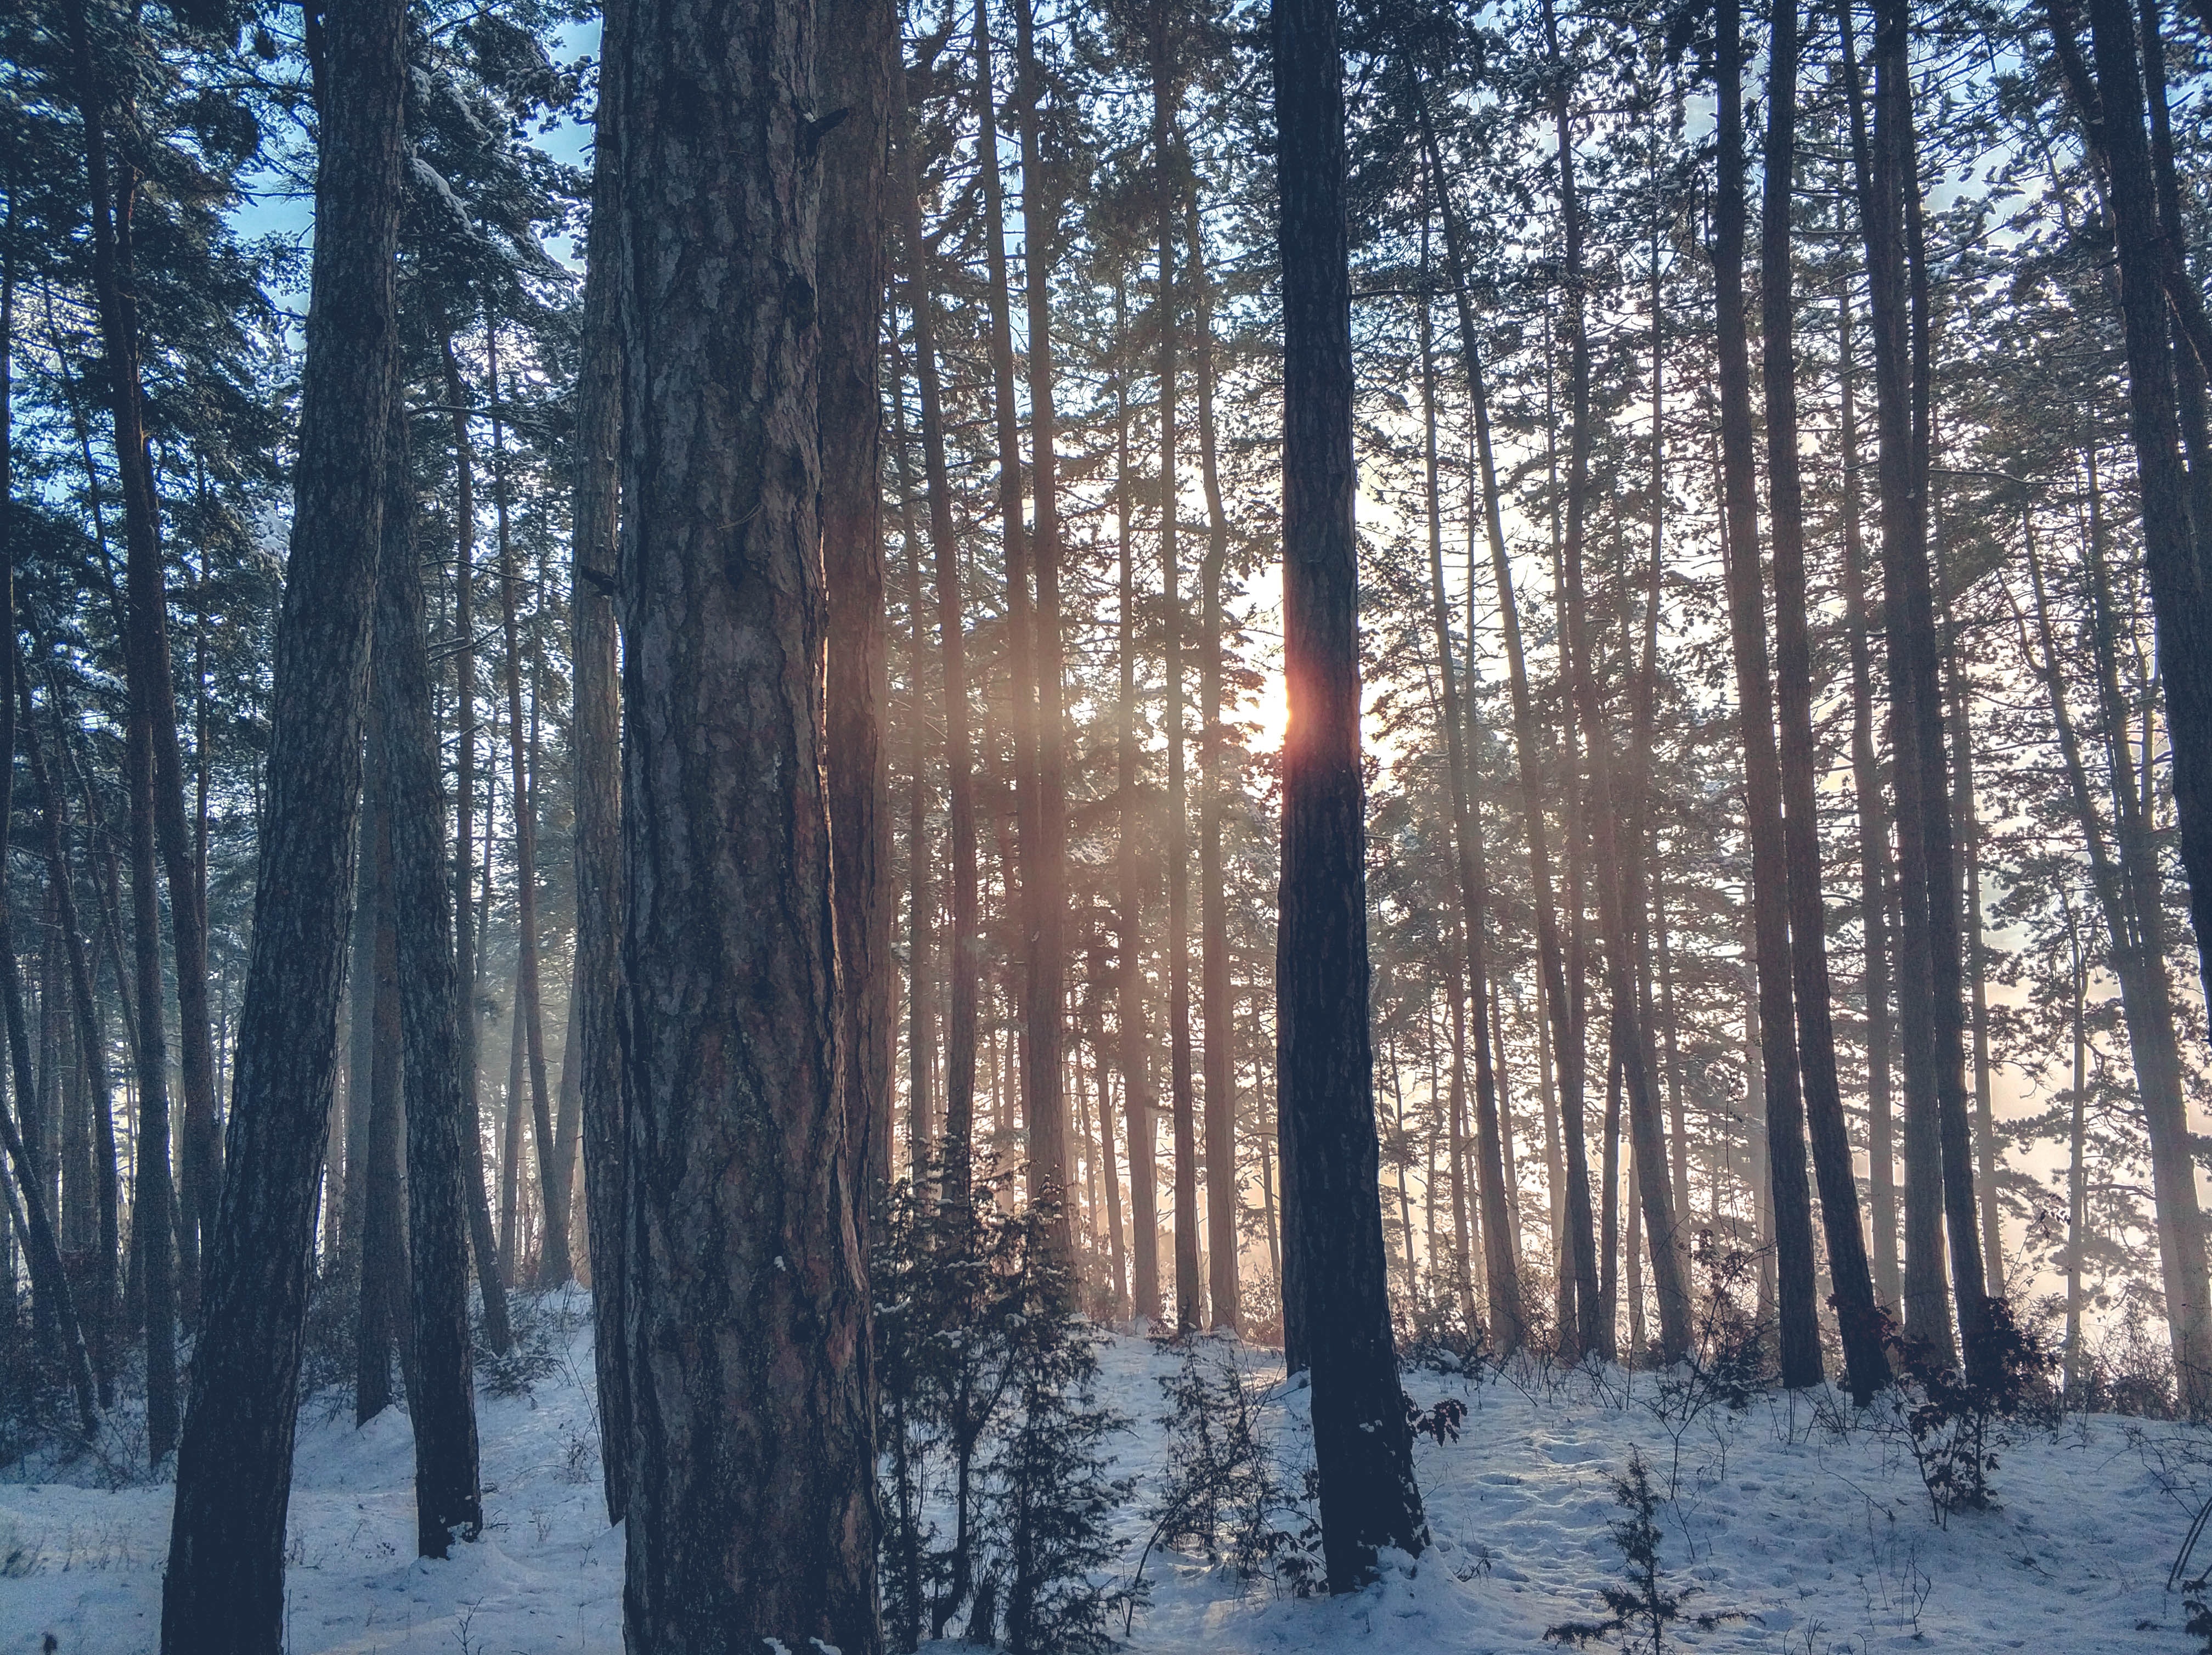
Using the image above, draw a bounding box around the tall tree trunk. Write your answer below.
[889,364,939,1188]
[972,0,1039,1208]
[1714,0,1822,1390]
[1835,280,1902,1310]
[822,0,896,1216]
[376,401,482,1553]
[1415,224,1522,1352]
[1542,0,1688,1363]
[1151,53,1200,1331]
[486,330,567,1287]
[1188,190,1240,1335]
[1863,0,1990,1380]
[160,0,407,1629]
[1112,279,1162,1324]
[570,42,627,1519]
[1274,0,1424,1586]
[61,0,222,1320]
[2074,0,2212,1405]
[1762,0,1888,1400]
[1014,0,1070,1248]
[355,725,406,1426]
[1416,98,1598,1356]
[443,336,511,1354]
[896,76,981,1211]
[15,654,117,1411]
[611,0,879,1637]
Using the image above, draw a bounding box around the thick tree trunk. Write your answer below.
[1714,0,1821,1390]
[1189,197,1240,1333]
[569,53,628,1519]
[896,76,981,1211]
[1274,0,1424,1588]
[611,0,880,1637]
[1762,0,1888,1400]
[822,0,896,1215]
[375,401,482,1553]
[160,0,405,1631]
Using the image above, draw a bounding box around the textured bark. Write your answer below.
[1274,0,1424,1588]
[159,0,405,1631]
[822,0,896,1213]
[443,336,511,1355]
[896,76,980,1212]
[375,402,483,1555]
[1762,0,1888,1401]
[612,0,879,1639]
[1189,193,1240,1335]
[1012,0,1071,1258]
[1416,99,1598,1355]
[888,367,938,1186]
[1716,0,1821,1389]
[1415,237,1522,1353]
[570,52,628,1521]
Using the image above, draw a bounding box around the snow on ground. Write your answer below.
[3,1294,2205,1653]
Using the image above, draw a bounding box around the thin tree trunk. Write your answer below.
[888,361,938,1191]
[1417,97,1598,1357]
[1011,0,1070,1256]
[1189,190,1240,1335]
[1415,222,1522,1352]
[1836,282,1902,1310]
[356,723,405,1426]
[1715,0,1821,1390]
[1113,277,1163,1325]
[375,400,482,1553]
[442,336,510,1354]
[1762,0,1888,1399]
[1276,0,1425,1585]
[898,64,981,1214]
[611,0,878,1634]
[486,330,567,1287]
[160,0,405,1627]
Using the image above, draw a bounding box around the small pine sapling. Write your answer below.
[1547,1449,1743,1654]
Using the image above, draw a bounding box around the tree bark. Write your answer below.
[355,718,407,1426]
[376,399,482,1554]
[160,0,406,1629]
[611,0,880,1636]
[570,43,627,1518]
[822,0,896,1214]
[1274,0,1424,1587]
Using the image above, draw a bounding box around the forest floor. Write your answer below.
[2,1292,2207,1653]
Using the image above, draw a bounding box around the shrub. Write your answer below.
[1882,1296,2056,1523]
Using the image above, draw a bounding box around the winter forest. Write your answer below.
[8,0,2212,1646]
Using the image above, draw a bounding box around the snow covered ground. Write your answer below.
[4,1294,2207,1653]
